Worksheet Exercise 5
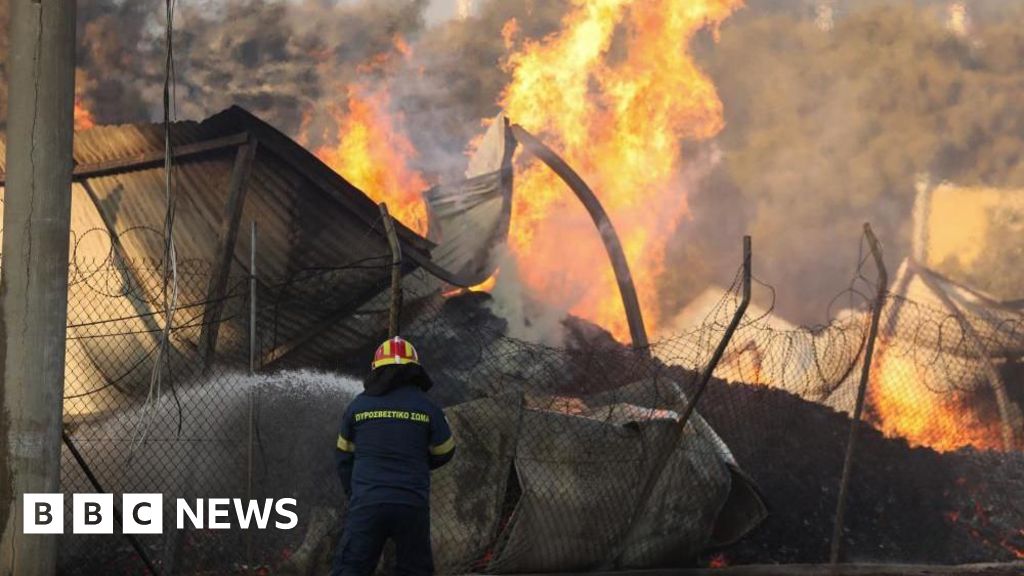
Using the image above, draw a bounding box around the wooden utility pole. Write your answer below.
[0,1,77,573]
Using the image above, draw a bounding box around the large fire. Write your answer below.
[292,3,1015,455]
[313,83,429,235]
[868,342,1004,452]
[304,36,428,235]
[499,0,743,339]
[306,0,742,341]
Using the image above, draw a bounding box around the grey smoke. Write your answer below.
[3,0,1022,329]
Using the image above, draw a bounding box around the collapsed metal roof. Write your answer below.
[0,105,513,417]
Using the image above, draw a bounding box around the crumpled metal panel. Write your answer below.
[429,393,522,573]
[424,113,514,287]
[0,105,452,416]
[426,385,755,573]
[887,260,1024,358]
[425,169,511,287]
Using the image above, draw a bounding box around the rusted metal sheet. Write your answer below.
[0,106,450,418]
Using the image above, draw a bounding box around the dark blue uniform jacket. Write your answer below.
[336,381,454,510]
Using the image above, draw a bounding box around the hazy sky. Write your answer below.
[425,0,460,24]
[330,0,462,25]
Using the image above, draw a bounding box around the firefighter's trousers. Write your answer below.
[331,503,434,576]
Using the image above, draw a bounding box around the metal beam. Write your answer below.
[198,138,258,368]
[831,223,888,564]
[379,203,404,337]
[0,132,249,186]
[79,180,165,349]
[258,265,417,370]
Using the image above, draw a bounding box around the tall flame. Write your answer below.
[307,36,427,234]
[499,0,743,339]
[313,84,429,234]
[302,3,741,339]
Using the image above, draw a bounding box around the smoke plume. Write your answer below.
[665,0,1024,323]
[3,0,1023,329]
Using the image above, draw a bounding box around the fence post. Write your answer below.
[676,235,752,430]
[379,203,403,337]
[250,221,258,375]
[602,236,750,569]
[830,222,888,564]
[246,220,257,570]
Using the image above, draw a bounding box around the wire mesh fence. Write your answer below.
[50,242,1024,575]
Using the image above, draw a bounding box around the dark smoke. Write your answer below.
[171,0,429,141]
[2,0,1022,325]
[1,0,430,138]
[388,0,571,179]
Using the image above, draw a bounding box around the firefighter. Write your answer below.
[332,336,455,576]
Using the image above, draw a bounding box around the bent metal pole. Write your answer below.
[509,124,649,350]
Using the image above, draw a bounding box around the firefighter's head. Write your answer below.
[364,336,434,394]
[371,336,420,370]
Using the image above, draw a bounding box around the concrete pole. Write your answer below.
[0,1,77,574]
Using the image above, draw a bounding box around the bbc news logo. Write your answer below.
[24,494,298,534]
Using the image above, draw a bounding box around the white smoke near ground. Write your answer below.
[66,368,360,502]
[485,244,572,347]
[61,369,362,568]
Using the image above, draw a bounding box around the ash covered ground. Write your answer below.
[410,293,1024,566]
[63,292,1023,573]
[696,380,1024,565]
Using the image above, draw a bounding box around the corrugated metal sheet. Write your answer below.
[0,106,472,419]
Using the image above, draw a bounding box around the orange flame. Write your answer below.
[313,84,428,234]
[74,95,96,131]
[708,553,729,568]
[303,35,428,234]
[868,343,1004,452]
[498,0,743,340]
[469,271,499,293]
[303,5,743,340]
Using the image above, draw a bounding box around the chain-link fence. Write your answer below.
[53,239,1024,575]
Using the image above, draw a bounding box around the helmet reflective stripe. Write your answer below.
[371,336,420,370]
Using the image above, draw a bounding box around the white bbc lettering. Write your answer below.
[73,493,114,534]
[23,494,63,534]
[122,494,163,534]
[234,499,273,529]
[275,498,298,529]
[24,495,301,532]
[207,498,232,529]
[176,499,204,529]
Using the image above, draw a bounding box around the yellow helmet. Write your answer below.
[371,336,421,370]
